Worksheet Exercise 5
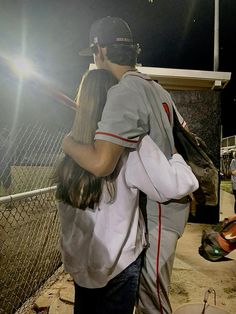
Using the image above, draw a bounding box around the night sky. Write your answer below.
[0,0,235,136]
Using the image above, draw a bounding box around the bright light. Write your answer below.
[11,57,34,78]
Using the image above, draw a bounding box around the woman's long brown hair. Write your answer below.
[54,69,118,209]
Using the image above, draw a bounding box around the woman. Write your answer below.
[54,69,198,314]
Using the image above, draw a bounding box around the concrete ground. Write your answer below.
[18,190,236,314]
[220,190,235,220]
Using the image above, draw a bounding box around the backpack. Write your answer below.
[199,215,236,261]
[172,108,219,206]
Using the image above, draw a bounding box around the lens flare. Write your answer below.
[11,57,34,78]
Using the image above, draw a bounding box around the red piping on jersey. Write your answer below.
[156,202,164,314]
[162,102,171,122]
[95,131,139,143]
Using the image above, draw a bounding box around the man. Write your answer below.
[230,151,236,213]
[62,16,190,314]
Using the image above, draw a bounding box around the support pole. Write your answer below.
[214,0,219,71]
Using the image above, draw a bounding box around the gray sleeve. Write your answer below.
[94,86,149,148]
[155,82,185,127]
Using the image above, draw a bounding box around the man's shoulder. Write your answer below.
[125,72,171,97]
[122,71,154,88]
[107,75,142,98]
[106,70,172,109]
[123,71,151,81]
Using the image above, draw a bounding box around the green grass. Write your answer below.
[0,166,55,197]
[220,179,233,194]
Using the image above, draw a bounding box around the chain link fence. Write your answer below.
[0,121,71,314]
[0,124,68,195]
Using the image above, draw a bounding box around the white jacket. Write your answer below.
[126,135,199,202]
[58,135,198,288]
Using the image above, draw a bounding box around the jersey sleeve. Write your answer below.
[94,86,149,148]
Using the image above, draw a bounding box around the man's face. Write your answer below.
[93,46,109,70]
[93,52,104,69]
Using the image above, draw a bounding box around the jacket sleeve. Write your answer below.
[125,135,199,202]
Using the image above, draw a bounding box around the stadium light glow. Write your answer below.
[0,53,77,110]
[10,57,34,78]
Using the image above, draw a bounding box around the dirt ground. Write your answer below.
[169,190,236,313]
[17,222,236,314]
[170,222,236,313]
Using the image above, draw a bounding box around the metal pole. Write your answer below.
[0,186,56,205]
[214,0,219,71]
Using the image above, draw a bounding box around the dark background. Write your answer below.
[0,0,235,136]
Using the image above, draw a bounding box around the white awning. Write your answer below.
[89,64,231,91]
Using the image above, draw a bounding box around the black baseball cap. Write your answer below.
[79,16,134,56]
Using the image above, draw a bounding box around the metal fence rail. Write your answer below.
[0,124,68,196]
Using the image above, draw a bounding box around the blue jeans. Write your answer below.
[74,253,143,314]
